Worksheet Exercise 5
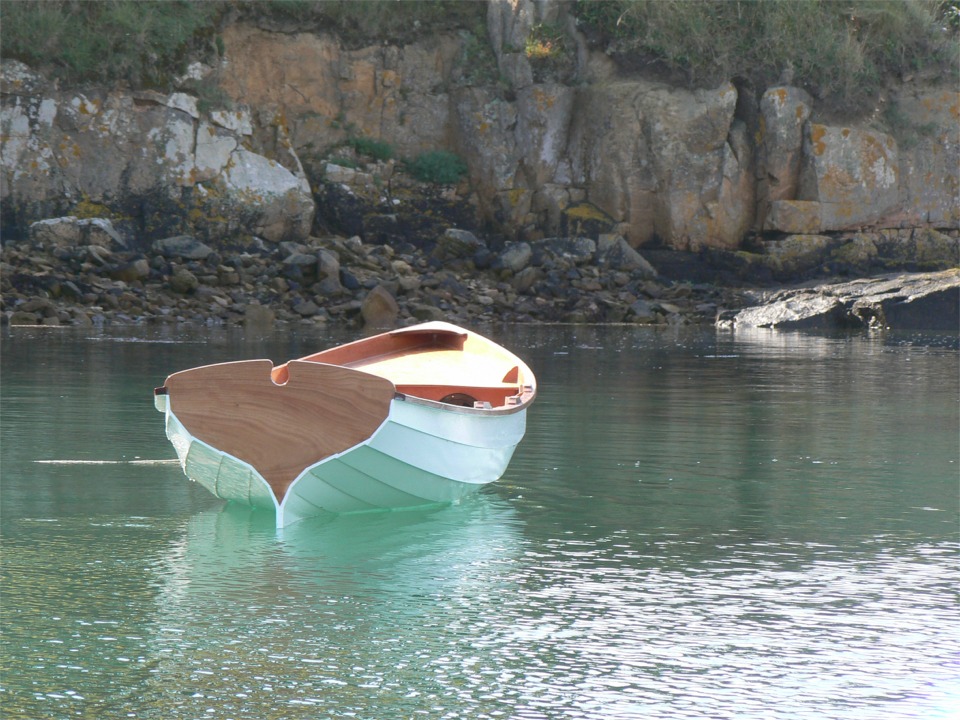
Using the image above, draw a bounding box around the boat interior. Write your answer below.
[271,324,535,410]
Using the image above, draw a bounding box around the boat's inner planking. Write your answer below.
[271,326,530,410]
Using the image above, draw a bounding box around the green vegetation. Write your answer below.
[523,21,575,82]
[241,1,487,49]
[458,26,502,87]
[405,151,468,185]
[326,156,359,170]
[880,99,939,149]
[524,22,568,61]
[1,0,222,86]
[0,0,485,88]
[1,0,953,117]
[348,136,394,162]
[573,0,958,115]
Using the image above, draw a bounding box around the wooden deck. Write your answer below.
[164,360,396,501]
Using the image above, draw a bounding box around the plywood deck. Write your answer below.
[164,360,396,502]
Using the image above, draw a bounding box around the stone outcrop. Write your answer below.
[722,269,960,331]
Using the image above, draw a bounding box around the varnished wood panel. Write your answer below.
[164,360,396,502]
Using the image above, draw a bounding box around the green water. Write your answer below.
[1,324,958,719]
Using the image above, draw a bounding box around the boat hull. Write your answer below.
[158,392,526,527]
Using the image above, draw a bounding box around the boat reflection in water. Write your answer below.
[157,495,525,602]
[141,497,525,712]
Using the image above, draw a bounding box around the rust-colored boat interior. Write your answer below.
[271,325,534,410]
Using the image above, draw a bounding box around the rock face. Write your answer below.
[2,0,958,253]
[757,86,813,224]
[798,124,900,230]
[725,270,960,331]
[1,60,314,246]
[893,87,960,228]
[568,80,752,250]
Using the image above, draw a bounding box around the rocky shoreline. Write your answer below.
[1,217,744,331]
[5,216,958,334]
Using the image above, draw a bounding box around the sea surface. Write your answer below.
[1,323,958,720]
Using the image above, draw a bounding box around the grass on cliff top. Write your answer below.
[574,0,959,116]
[0,0,486,87]
[1,0,954,118]
[0,0,222,87]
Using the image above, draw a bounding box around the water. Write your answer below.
[2,324,958,720]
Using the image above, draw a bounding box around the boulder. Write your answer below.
[433,228,485,261]
[153,235,214,260]
[282,252,319,281]
[293,299,320,317]
[168,268,199,294]
[498,242,532,273]
[597,235,658,278]
[316,248,343,295]
[798,124,899,231]
[244,303,275,328]
[28,216,126,249]
[361,284,399,328]
[533,236,596,266]
[109,258,151,283]
[202,148,314,243]
[28,217,82,247]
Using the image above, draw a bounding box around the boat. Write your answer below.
[154,321,536,527]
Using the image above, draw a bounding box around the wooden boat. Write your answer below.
[154,321,536,527]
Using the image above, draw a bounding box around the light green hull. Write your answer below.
[158,392,527,527]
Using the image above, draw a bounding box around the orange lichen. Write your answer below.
[532,87,556,113]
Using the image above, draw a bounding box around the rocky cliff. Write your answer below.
[2,0,958,273]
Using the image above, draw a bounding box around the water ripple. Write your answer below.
[2,326,957,719]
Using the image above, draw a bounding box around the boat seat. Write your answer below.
[396,383,520,408]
